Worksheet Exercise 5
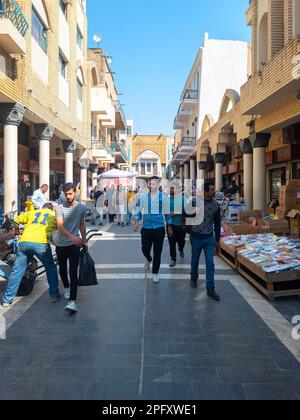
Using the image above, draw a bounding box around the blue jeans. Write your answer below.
[127,205,133,224]
[3,242,60,304]
[190,234,216,289]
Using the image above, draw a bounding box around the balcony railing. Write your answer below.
[91,141,107,151]
[181,137,197,147]
[184,90,198,100]
[0,0,29,37]
[111,141,128,162]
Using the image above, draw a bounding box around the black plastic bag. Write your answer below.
[78,249,98,287]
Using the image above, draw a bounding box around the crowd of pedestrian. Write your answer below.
[1,176,222,314]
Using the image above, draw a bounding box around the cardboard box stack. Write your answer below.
[279,180,300,218]
[287,210,300,237]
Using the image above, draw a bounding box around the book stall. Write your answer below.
[218,179,300,299]
[219,234,300,300]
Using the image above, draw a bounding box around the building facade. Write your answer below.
[88,47,128,188]
[0,0,90,211]
[174,0,300,215]
[128,134,174,182]
[172,33,248,187]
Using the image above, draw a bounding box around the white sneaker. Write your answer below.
[144,260,151,272]
[64,288,70,300]
[152,274,160,284]
[1,301,12,308]
[65,301,78,314]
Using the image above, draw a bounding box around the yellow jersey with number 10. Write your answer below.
[14,209,57,244]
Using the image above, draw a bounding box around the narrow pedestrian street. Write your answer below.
[0,224,299,401]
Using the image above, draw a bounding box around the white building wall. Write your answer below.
[31,38,49,85]
[59,8,70,61]
[197,34,248,135]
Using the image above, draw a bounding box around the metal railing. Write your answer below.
[181,137,197,147]
[91,141,107,151]
[114,100,127,127]
[111,141,128,162]
[0,0,29,37]
[184,90,198,100]
[92,141,116,158]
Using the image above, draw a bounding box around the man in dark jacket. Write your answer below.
[190,181,221,301]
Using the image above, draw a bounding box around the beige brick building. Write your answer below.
[128,134,174,182]
[176,0,300,214]
[0,0,90,212]
[88,47,128,188]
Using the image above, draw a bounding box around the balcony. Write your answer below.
[172,137,197,162]
[246,0,253,26]
[91,86,115,127]
[115,101,126,131]
[111,141,128,164]
[173,109,191,129]
[91,142,115,163]
[0,0,28,54]
[241,39,300,116]
[181,89,198,111]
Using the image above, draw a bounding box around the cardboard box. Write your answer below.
[287,209,300,237]
[231,224,257,235]
[264,220,290,234]
[238,210,262,222]
[286,180,300,187]
[256,227,271,234]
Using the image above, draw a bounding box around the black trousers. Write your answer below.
[56,245,81,301]
[168,224,186,262]
[141,227,165,274]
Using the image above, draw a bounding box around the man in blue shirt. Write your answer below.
[168,186,187,267]
[134,177,173,284]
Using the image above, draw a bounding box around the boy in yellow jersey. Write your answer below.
[2,204,61,307]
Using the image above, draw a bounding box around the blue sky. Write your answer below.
[87,0,251,135]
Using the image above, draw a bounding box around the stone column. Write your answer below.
[240,138,253,210]
[250,132,271,213]
[35,124,55,199]
[0,104,25,214]
[63,140,77,184]
[78,158,89,202]
[198,161,207,181]
[190,157,196,183]
[179,165,184,185]
[214,153,225,192]
[90,163,99,189]
[184,162,190,181]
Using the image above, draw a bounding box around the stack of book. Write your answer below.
[222,234,300,273]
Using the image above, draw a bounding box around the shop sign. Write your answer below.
[276,146,291,163]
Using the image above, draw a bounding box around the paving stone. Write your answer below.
[85,383,139,400]
[142,383,194,400]
[244,384,300,401]
[171,367,220,384]
[44,382,89,400]
[95,366,140,383]
[193,383,246,401]
[217,368,288,384]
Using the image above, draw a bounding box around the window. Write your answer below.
[59,52,67,78]
[77,77,83,102]
[141,163,145,176]
[153,163,158,176]
[147,163,152,174]
[77,26,83,50]
[32,8,48,54]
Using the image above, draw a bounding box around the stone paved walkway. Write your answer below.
[0,223,299,400]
